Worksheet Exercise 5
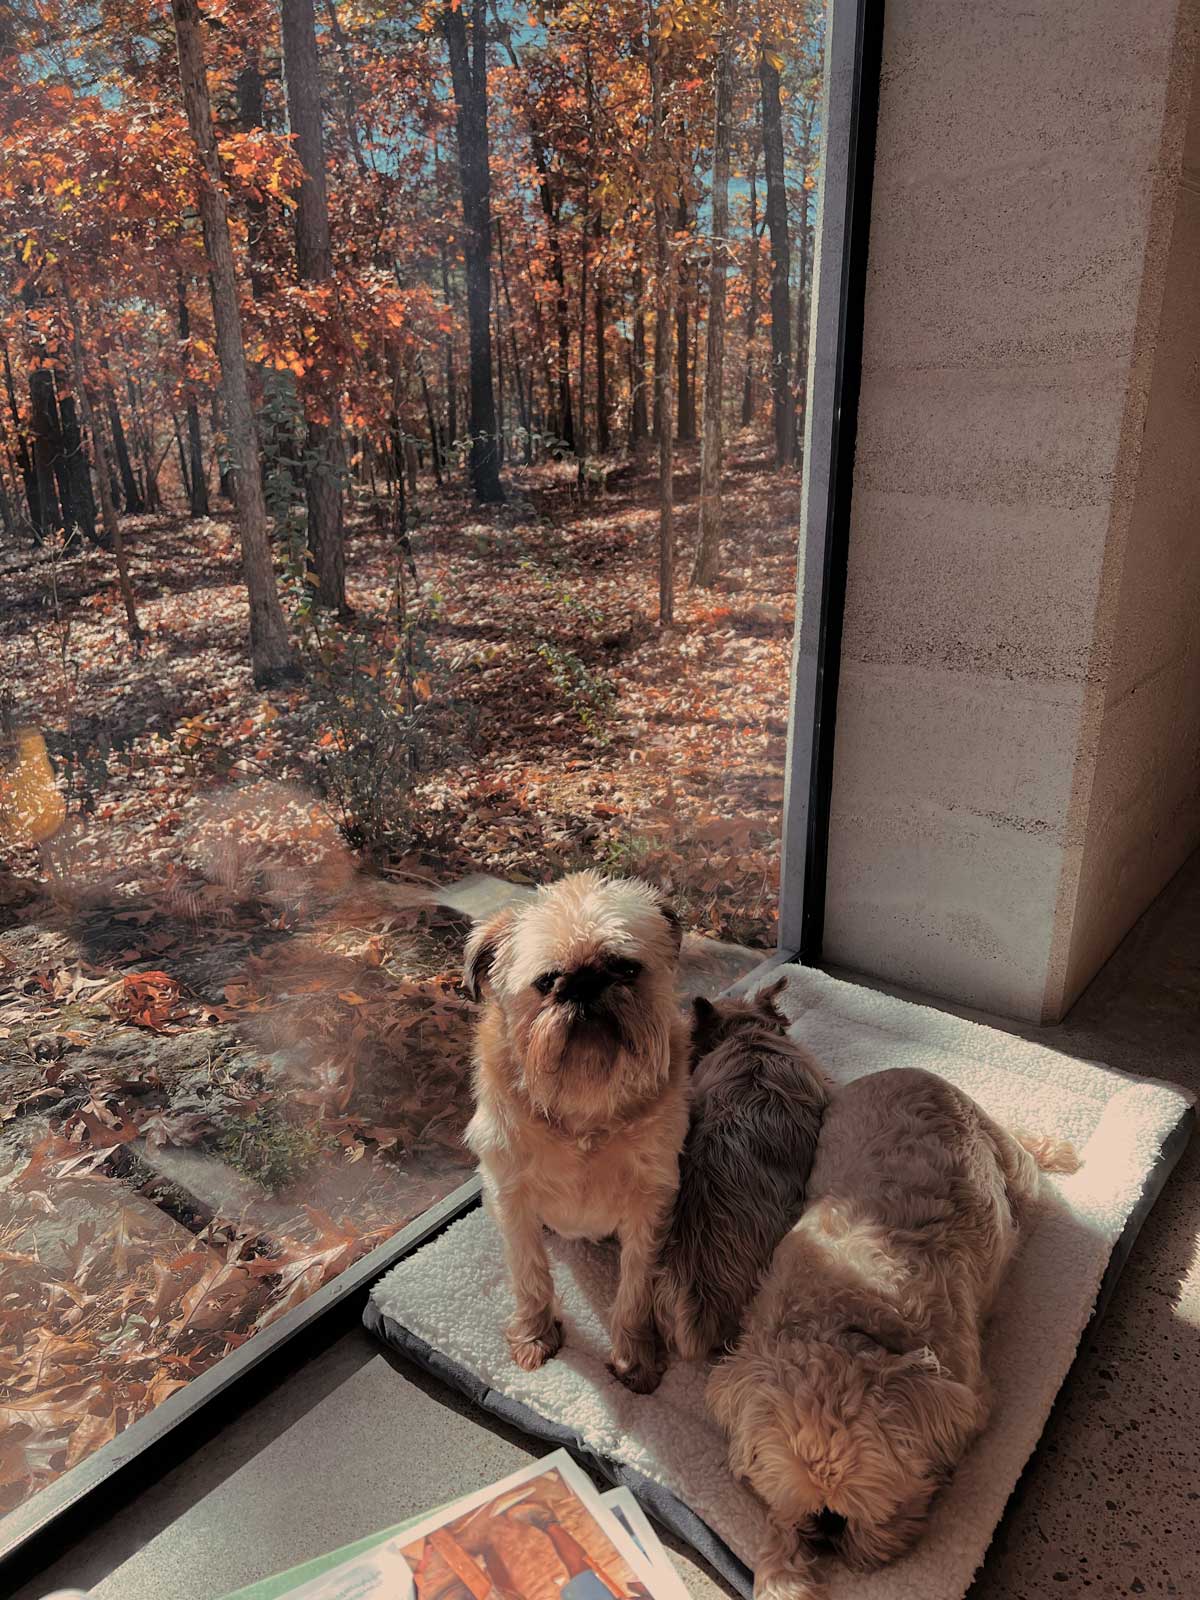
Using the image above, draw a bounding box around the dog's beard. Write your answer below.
[519,985,670,1125]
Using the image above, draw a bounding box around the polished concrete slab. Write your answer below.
[12,850,1199,1600]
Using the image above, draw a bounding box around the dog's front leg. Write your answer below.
[754,1521,825,1600]
[491,1186,562,1371]
[609,1205,667,1394]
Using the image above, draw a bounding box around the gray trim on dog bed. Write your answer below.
[364,1099,1192,1598]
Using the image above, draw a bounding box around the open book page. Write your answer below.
[234,1449,686,1600]
[267,1529,418,1600]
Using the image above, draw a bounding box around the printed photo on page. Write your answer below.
[597,1490,689,1600]
[390,1450,664,1600]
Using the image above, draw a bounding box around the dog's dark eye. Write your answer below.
[532,971,560,996]
[609,958,642,984]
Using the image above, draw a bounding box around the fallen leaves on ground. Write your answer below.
[0,444,797,1509]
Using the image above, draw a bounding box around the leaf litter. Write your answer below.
[0,446,797,1511]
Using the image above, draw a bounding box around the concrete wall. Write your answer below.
[822,0,1200,1020]
[1050,45,1200,1015]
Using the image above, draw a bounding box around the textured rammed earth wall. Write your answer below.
[822,0,1200,1021]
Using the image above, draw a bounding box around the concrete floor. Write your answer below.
[13,853,1199,1600]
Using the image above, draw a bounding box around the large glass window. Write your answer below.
[0,0,828,1523]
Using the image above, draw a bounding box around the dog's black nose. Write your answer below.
[557,964,613,1008]
[812,1509,847,1544]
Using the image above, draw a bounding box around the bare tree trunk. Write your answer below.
[282,0,347,611]
[176,276,210,517]
[692,27,733,587]
[594,218,610,456]
[28,360,63,538]
[577,219,589,459]
[442,0,503,502]
[741,146,762,427]
[493,286,506,463]
[549,192,574,453]
[791,99,817,467]
[674,192,695,443]
[211,396,233,500]
[629,259,649,451]
[495,216,532,462]
[647,13,674,626]
[173,411,192,502]
[652,270,666,447]
[64,284,142,641]
[104,383,143,513]
[128,376,161,513]
[759,45,794,467]
[170,0,295,684]
[417,356,444,485]
[438,212,458,452]
[57,389,99,545]
[0,466,16,543]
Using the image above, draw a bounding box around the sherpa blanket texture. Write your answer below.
[371,962,1193,1600]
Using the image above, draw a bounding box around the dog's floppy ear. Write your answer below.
[706,1346,770,1475]
[462,906,516,1001]
[875,1349,983,1467]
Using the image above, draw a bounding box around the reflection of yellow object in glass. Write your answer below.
[0,728,67,845]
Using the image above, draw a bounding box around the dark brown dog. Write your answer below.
[654,976,831,1360]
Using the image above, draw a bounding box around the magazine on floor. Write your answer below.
[216,1450,689,1600]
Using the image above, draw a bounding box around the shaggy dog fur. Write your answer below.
[463,871,690,1394]
[655,978,831,1361]
[707,1066,1078,1599]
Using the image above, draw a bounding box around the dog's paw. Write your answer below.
[754,1522,825,1600]
[609,1357,662,1395]
[507,1318,562,1371]
[608,1335,665,1395]
[753,1567,824,1600]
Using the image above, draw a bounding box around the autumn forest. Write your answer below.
[0,0,824,1517]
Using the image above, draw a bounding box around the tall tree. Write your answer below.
[692,21,734,586]
[442,0,503,503]
[57,386,98,545]
[63,281,141,642]
[176,277,209,518]
[594,208,610,455]
[629,258,649,451]
[790,93,818,462]
[646,7,674,625]
[105,380,144,514]
[674,192,695,443]
[169,0,296,684]
[740,144,762,426]
[759,42,793,467]
[281,0,347,611]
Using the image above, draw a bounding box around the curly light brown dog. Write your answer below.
[707,1066,1077,1599]
[463,870,689,1394]
[654,977,830,1361]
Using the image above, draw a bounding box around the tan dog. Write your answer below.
[707,1067,1077,1599]
[463,871,689,1394]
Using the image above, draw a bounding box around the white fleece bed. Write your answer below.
[367,963,1194,1600]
